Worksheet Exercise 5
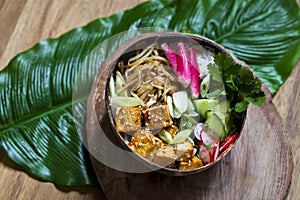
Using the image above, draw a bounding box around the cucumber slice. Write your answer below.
[219,100,230,113]
[193,99,218,119]
[205,113,226,142]
[214,109,233,132]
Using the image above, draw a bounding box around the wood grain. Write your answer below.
[273,60,300,200]
[0,0,146,70]
[0,0,146,199]
[0,0,26,59]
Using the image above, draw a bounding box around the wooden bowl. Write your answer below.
[86,32,292,199]
[89,32,247,176]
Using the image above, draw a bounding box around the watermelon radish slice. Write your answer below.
[161,43,178,70]
[162,43,200,99]
[177,42,191,85]
[190,48,200,99]
[190,47,198,70]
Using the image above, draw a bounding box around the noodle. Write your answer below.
[127,56,170,69]
[127,43,155,64]
[116,44,178,106]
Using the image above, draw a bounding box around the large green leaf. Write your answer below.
[0,0,299,186]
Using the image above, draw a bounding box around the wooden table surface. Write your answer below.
[0,0,299,199]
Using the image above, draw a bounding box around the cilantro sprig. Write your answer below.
[208,52,266,119]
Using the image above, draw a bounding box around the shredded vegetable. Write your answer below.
[108,40,265,170]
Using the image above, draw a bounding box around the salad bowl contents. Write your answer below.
[104,32,265,174]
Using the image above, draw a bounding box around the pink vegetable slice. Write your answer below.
[219,133,238,153]
[194,122,204,140]
[209,140,220,162]
[190,47,198,69]
[218,144,233,159]
[200,145,210,164]
[190,47,200,98]
[177,42,191,85]
[162,43,200,98]
[194,123,215,146]
[213,140,220,161]
[161,43,177,70]
[200,128,215,146]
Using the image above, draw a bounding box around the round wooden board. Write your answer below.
[86,38,293,200]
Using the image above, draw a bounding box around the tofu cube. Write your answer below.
[152,145,176,167]
[115,106,142,132]
[165,125,179,138]
[143,105,173,130]
[179,156,203,170]
[128,130,163,159]
[175,140,194,162]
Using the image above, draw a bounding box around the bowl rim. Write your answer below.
[97,32,247,175]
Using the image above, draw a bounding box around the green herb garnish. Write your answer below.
[208,52,266,119]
